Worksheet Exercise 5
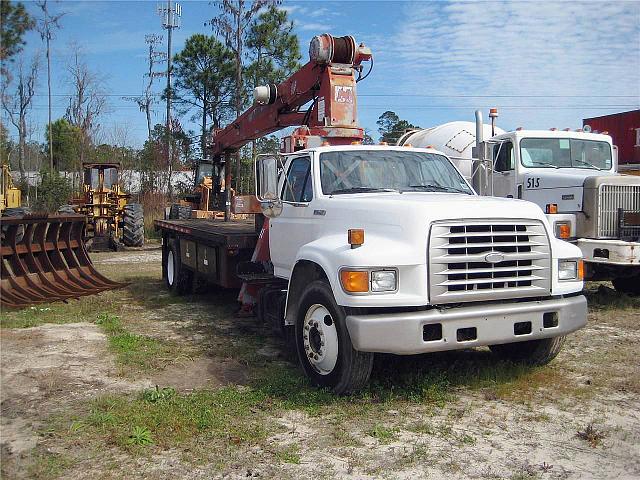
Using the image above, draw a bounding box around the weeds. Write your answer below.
[576,423,606,448]
[367,424,398,443]
[127,426,153,446]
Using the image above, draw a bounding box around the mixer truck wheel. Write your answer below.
[612,275,640,296]
[122,203,144,247]
[295,280,373,395]
[489,335,566,366]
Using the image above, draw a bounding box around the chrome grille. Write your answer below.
[598,184,640,238]
[429,220,551,304]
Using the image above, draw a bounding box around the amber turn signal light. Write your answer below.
[340,270,369,293]
[546,203,558,214]
[557,223,570,239]
[348,228,365,247]
[577,260,584,281]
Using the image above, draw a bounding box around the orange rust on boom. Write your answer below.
[1,213,124,309]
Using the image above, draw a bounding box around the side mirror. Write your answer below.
[255,155,283,218]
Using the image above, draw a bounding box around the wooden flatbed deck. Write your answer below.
[155,218,258,249]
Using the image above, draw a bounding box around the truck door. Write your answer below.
[492,141,516,198]
[269,155,316,278]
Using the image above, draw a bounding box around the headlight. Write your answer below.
[558,259,584,281]
[371,270,397,292]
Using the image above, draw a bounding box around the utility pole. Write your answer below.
[157,1,181,198]
[36,1,65,171]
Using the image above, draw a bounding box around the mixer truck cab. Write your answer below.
[399,115,640,294]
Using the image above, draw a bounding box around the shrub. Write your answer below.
[33,169,73,213]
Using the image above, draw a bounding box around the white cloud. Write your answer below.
[297,22,333,32]
[369,1,640,128]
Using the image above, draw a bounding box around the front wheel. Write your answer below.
[295,280,373,395]
[489,336,566,366]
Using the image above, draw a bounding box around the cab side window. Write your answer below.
[494,142,514,172]
[282,157,313,203]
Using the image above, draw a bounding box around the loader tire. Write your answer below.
[489,336,566,366]
[2,207,31,243]
[169,204,192,220]
[295,280,374,395]
[122,203,144,247]
[57,205,76,215]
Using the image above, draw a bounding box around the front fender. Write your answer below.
[295,233,429,308]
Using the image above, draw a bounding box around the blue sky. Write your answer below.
[9,0,640,149]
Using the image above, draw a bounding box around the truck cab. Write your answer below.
[256,144,587,393]
[483,130,639,291]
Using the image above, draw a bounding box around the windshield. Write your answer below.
[520,138,612,170]
[319,150,473,195]
[196,162,214,184]
[88,168,118,189]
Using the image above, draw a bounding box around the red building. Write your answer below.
[583,109,640,165]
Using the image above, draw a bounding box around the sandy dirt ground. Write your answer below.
[1,249,638,479]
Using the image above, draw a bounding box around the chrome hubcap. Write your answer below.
[302,304,338,375]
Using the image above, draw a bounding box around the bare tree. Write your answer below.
[1,55,39,181]
[64,48,108,187]
[124,34,165,140]
[36,0,65,170]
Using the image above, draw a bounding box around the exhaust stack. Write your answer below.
[473,110,487,195]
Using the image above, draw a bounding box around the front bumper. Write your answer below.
[577,238,639,265]
[345,295,587,355]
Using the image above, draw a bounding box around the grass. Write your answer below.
[26,450,75,480]
[367,424,399,443]
[584,282,640,311]
[95,313,189,371]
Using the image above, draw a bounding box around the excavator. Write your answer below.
[1,163,123,309]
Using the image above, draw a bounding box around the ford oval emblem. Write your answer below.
[485,252,505,264]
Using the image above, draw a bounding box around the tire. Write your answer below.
[295,280,373,395]
[489,336,566,366]
[2,207,31,243]
[169,204,192,220]
[57,204,76,215]
[612,275,640,295]
[164,240,193,295]
[122,203,144,247]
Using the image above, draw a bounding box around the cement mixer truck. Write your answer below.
[398,111,640,294]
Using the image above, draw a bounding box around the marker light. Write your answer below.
[546,203,558,214]
[555,222,571,239]
[340,270,369,293]
[348,229,365,248]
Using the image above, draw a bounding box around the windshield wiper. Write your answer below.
[330,187,398,195]
[572,158,602,170]
[404,184,471,194]
[529,161,560,169]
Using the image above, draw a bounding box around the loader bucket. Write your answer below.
[1,213,124,309]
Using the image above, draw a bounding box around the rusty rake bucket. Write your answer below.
[1,213,124,309]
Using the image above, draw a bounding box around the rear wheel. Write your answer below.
[295,280,373,395]
[164,241,193,295]
[122,203,144,247]
[612,275,640,295]
[489,336,566,366]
